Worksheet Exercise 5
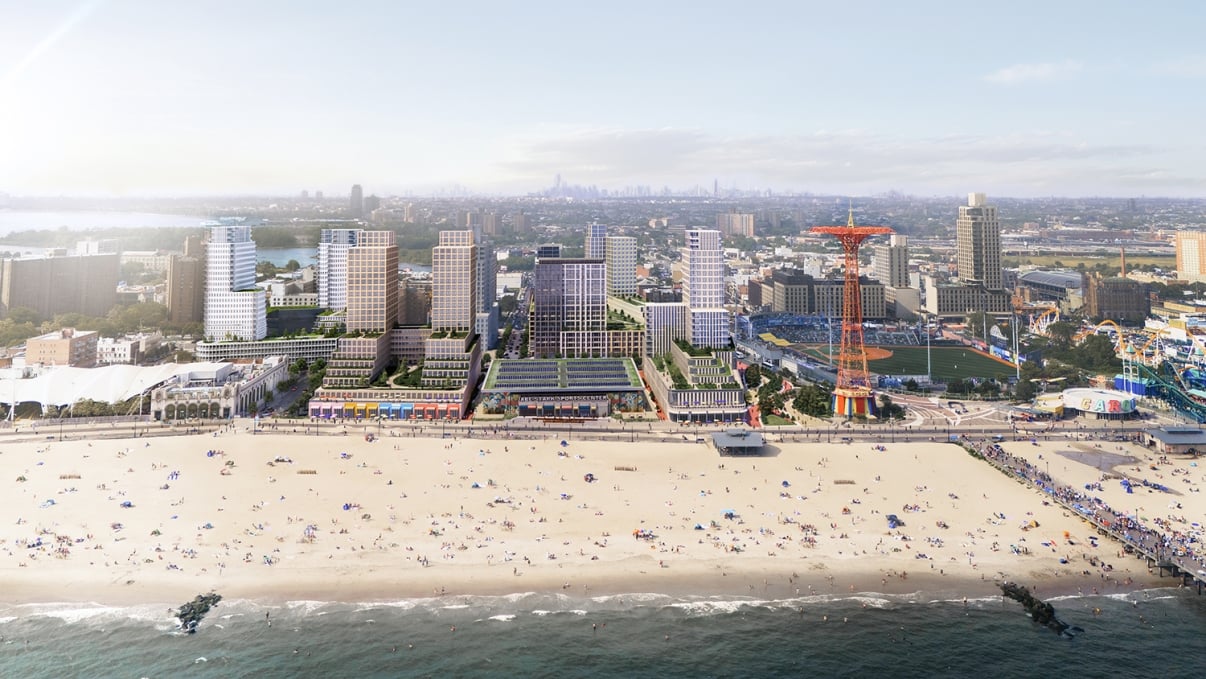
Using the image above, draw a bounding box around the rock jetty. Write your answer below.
[176,593,222,634]
[999,582,1077,636]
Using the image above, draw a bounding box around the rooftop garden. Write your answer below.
[606,310,642,331]
[674,338,716,357]
[267,305,318,313]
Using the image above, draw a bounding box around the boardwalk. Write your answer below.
[966,436,1206,593]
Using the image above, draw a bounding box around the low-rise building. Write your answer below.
[1084,275,1150,324]
[196,336,339,362]
[26,328,99,367]
[1142,427,1206,455]
[645,341,747,423]
[97,337,141,365]
[150,356,289,420]
[922,277,1011,318]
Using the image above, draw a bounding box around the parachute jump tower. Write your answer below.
[810,210,893,417]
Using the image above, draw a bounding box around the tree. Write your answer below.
[1046,321,1077,351]
[744,364,763,389]
[966,311,993,340]
[7,307,41,325]
[121,261,147,280]
[1013,377,1038,402]
[945,379,971,395]
[792,382,833,418]
[285,259,301,271]
[974,380,1001,398]
[1079,334,1122,371]
[878,394,905,420]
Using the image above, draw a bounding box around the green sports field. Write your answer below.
[794,345,1015,381]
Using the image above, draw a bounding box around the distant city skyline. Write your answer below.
[3,1,1206,197]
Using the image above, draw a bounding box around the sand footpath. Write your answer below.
[0,429,1162,605]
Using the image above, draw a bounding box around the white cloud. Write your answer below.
[983,60,1083,84]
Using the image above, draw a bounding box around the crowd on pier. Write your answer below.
[969,437,1205,583]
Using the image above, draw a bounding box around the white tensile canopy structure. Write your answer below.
[0,362,231,409]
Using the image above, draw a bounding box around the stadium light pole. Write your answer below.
[1011,312,1021,382]
[923,313,932,382]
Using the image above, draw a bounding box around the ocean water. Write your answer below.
[2,589,1204,678]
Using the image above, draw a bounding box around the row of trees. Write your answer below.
[1,302,202,348]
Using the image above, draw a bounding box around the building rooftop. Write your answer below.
[0,361,233,408]
[1018,270,1084,289]
[1144,428,1206,445]
[711,429,766,455]
[483,358,642,392]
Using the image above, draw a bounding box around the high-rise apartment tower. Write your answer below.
[204,225,266,341]
[317,228,361,310]
[683,229,729,348]
[345,231,399,332]
[956,193,1002,290]
[585,223,607,260]
[605,236,638,296]
[431,231,478,331]
[874,234,910,288]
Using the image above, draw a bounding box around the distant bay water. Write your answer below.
[258,247,430,273]
[0,210,206,235]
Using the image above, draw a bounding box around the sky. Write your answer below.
[1,0,1205,198]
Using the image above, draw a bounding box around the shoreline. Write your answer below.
[1,576,1180,613]
[1,430,1181,608]
[0,571,1177,607]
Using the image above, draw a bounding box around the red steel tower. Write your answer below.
[810,210,893,417]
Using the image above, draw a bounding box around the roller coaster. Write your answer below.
[1072,320,1206,422]
[1015,302,1061,337]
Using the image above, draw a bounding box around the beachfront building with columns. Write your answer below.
[150,356,289,420]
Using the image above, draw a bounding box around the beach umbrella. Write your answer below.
[560,440,569,447]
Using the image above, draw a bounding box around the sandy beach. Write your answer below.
[0,427,1172,606]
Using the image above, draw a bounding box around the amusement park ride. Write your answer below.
[810,210,892,417]
[1065,319,1206,422]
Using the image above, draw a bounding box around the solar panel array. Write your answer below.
[487,359,639,391]
[564,361,634,389]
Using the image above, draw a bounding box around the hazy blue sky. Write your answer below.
[2,0,1205,197]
